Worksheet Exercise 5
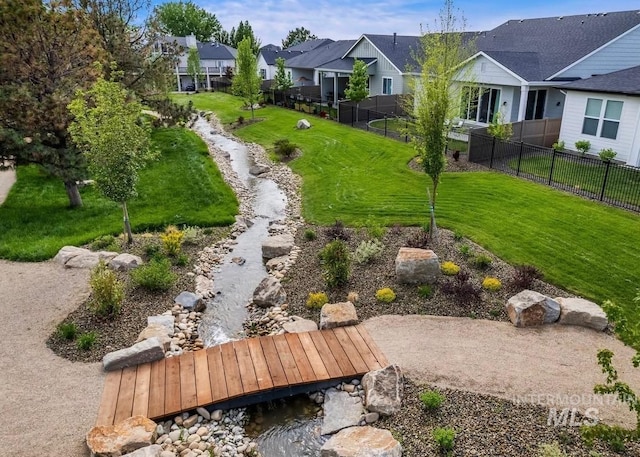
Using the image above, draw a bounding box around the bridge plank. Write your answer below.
[220,342,243,398]
[246,338,274,390]
[114,366,137,423]
[259,336,288,388]
[193,349,213,405]
[308,331,343,378]
[164,357,182,415]
[96,370,122,426]
[343,325,382,371]
[272,334,302,384]
[355,325,389,366]
[332,327,369,373]
[147,359,166,419]
[179,352,198,410]
[297,332,330,381]
[207,346,228,403]
[131,363,151,418]
[284,333,316,383]
[233,340,260,394]
[322,330,356,377]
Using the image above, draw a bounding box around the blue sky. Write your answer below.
[151,0,639,46]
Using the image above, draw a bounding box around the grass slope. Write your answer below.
[0,128,238,261]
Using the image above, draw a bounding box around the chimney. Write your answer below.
[393,32,397,45]
[186,33,197,48]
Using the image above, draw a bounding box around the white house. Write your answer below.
[256,39,332,81]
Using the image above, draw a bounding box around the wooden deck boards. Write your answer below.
[95,325,388,426]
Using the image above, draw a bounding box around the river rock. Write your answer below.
[54,246,118,269]
[506,290,560,327]
[556,297,608,331]
[121,445,163,457]
[282,316,318,333]
[135,325,171,350]
[103,337,166,371]
[147,315,175,337]
[362,365,403,416]
[320,426,402,457]
[320,302,358,329]
[262,234,294,259]
[296,119,311,129]
[174,291,205,312]
[252,277,287,308]
[395,247,440,284]
[109,253,143,271]
[266,255,289,271]
[321,390,364,435]
[86,416,157,457]
[249,163,271,176]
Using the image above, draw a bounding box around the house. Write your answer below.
[257,39,334,81]
[556,65,640,166]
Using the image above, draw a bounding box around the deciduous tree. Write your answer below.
[230,20,261,55]
[345,59,369,121]
[232,38,262,119]
[272,57,293,104]
[152,0,222,42]
[187,47,202,90]
[281,27,317,49]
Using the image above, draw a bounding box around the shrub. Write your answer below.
[473,254,492,270]
[77,331,97,350]
[420,390,445,410]
[375,288,396,303]
[453,230,463,241]
[306,292,329,309]
[538,442,568,457]
[303,229,317,241]
[182,225,202,245]
[131,257,177,291]
[161,225,184,256]
[482,277,502,292]
[324,220,350,241]
[319,240,350,288]
[354,239,384,264]
[364,219,386,239]
[575,140,591,155]
[57,322,79,340]
[144,242,162,259]
[511,264,542,289]
[273,138,298,159]
[418,284,433,299]
[347,291,359,303]
[598,148,617,162]
[441,261,460,276]
[407,230,430,249]
[458,244,472,257]
[89,261,124,317]
[90,234,118,252]
[433,427,456,452]
[441,270,481,305]
[552,140,565,152]
[174,253,189,266]
[237,115,244,125]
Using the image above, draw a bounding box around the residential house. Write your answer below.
[556,65,640,166]
[257,39,334,81]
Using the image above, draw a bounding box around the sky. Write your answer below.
[150,0,640,46]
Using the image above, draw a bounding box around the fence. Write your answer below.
[338,95,407,126]
[473,118,561,147]
[468,131,640,212]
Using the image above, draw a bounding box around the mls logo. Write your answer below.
[547,407,599,427]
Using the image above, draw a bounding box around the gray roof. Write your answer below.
[285,38,334,52]
[559,65,640,95]
[197,42,237,60]
[259,48,304,65]
[317,57,377,72]
[476,10,640,81]
[285,40,357,69]
[359,34,422,71]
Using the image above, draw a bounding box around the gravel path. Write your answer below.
[0,260,103,457]
[0,167,16,205]
[364,314,640,428]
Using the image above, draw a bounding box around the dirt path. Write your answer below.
[364,314,640,428]
[0,167,16,205]
[0,260,103,457]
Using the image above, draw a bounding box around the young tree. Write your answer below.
[281,27,317,48]
[187,47,202,90]
[345,59,369,122]
[487,112,513,141]
[408,0,474,240]
[232,37,262,119]
[230,20,261,55]
[152,0,222,42]
[272,57,293,104]
[68,73,157,243]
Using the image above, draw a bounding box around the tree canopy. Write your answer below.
[345,59,369,104]
[281,27,317,49]
[232,37,262,119]
[186,47,202,90]
[229,20,261,55]
[273,57,293,92]
[153,0,222,42]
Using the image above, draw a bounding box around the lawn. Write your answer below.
[0,127,238,261]
[182,92,640,318]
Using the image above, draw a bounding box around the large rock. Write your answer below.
[147,315,175,337]
[282,316,318,333]
[394,247,440,284]
[321,390,364,435]
[320,302,358,329]
[103,337,166,372]
[86,416,157,457]
[135,325,171,350]
[54,246,90,265]
[54,246,118,269]
[109,253,143,271]
[262,234,295,259]
[362,365,403,416]
[252,277,287,308]
[122,445,163,457]
[174,291,205,312]
[249,163,271,176]
[266,255,289,271]
[506,290,561,327]
[296,119,311,129]
[320,426,402,457]
[556,297,608,331]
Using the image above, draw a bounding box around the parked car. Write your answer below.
[184,84,195,91]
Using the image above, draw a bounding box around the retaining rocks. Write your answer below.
[320,426,402,457]
[395,247,440,284]
[556,297,608,331]
[320,302,358,329]
[103,337,166,372]
[261,234,295,259]
[86,415,157,457]
[506,290,560,327]
[321,389,365,435]
[252,277,287,308]
[362,365,404,416]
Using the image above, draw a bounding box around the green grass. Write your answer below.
[173,92,246,124]
[0,127,238,261]
[368,119,468,152]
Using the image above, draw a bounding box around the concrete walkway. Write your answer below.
[0,167,16,205]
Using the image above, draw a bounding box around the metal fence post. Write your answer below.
[489,137,496,168]
[516,142,524,176]
[351,106,354,127]
[600,160,611,201]
[548,149,557,185]
[384,114,388,137]
[405,119,409,143]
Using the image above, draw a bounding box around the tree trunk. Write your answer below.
[122,201,133,244]
[64,180,83,208]
[428,181,438,242]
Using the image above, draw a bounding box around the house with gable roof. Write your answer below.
[256,39,333,81]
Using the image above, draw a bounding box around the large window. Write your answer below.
[525,89,547,120]
[582,98,623,140]
[382,77,393,95]
[460,86,501,123]
[259,69,266,79]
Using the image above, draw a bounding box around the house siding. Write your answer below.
[346,39,404,95]
[257,55,274,80]
[462,55,523,86]
[545,88,565,119]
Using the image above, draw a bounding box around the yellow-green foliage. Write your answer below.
[306,292,329,309]
[89,260,124,317]
[441,261,460,276]
[375,287,396,303]
[482,277,502,291]
[161,225,184,256]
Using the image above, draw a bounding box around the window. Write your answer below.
[259,69,266,79]
[382,77,393,95]
[460,86,500,123]
[581,98,623,140]
[525,90,547,120]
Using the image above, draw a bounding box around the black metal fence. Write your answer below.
[469,131,640,212]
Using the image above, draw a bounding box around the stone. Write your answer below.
[121,445,163,457]
[266,255,289,271]
[168,430,182,442]
[148,315,175,337]
[160,452,176,457]
[135,325,171,350]
[364,412,380,424]
[556,297,608,331]
[282,316,318,333]
[54,246,89,265]
[296,119,311,129]
[211,410,223,421]
[261,234,295,259]
[362,365,404,416]
[54,245,119,269]
[110,253,144,271]
[231,257,246,265]
[320,426,402,457]
[196,407,210,420]
[252,277,287,308]
[103,337,166,371]
[506,290,561,327]
[183,415,198,428]
[319,302,358,330]
[86,416,157,457]
[174,292,205,312]
[249,163,271,176]
[321,390,364,435]
[394,247,440,284]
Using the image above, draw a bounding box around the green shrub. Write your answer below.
[441,261,460,276]
[473,254,492,270]
[273,138,298,159]
[89,234,118,252]
[174,253,189,266]
[575,140,591,155]
[552,140,565,152]
[319,240,350,288]
[598,148,617,162]
[482,276,502,292]
[306,292,329,309]
[364,219,386,239]
[418,284,433,299]
[304,229,317,241]
[161,225,184,256]
[420,390,445,410]
[144,242,162,259]
[538,442,567,457]
[77,331,97,350]
[458,243,472,257]
[89,260,124,317]
[57,322,79,340]
[182,225,202,245]
[375,287,396,303]
[433,427,456,452]
[453,230,464,241]
[131,257,177,291]
[354,239,384,264]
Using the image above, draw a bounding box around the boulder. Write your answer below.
[103,337,166,372]
[135,325,171,350]
[506,290,560,327]
[122,445,163,457]
[86,416,157,457]
[262,234,295,259]
[296,119,311,129]
[174,291,205,312]
[147,315,175,337]
[320,302,358,330]
[320,426,402,457]
[282,316,318,333]
[394,247,440,284]
[54,246,119,269]
[249,163,271,176]
[362,365,404,416]
[321,390,364,435]
[109,253,143,271]
[252,277,287,308]
[556,297,608,331]
[266,255,289,271]
[54,246,89,265]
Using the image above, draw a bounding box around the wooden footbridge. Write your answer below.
[96,325,388,426]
